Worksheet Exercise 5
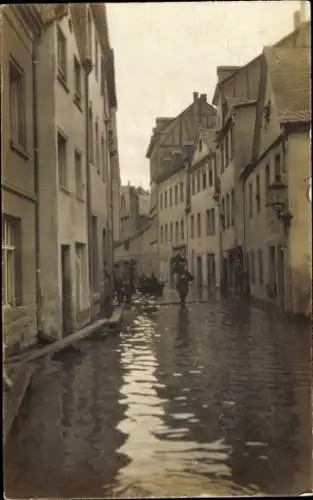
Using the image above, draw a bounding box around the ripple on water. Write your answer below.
[4,294,312,498]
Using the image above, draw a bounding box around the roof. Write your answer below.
[155,153,185,184]
[212,21,311,106]
[264,46,311,123]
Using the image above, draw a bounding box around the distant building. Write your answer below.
[146,92,217,282]
[187,129,219,289]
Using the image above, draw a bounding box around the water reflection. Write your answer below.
[5,297,312,498]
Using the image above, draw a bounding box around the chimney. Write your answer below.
[193,92,199,102]
[200,93,207,102]
[293,10,301,30]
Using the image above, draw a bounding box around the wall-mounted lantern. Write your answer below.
[267,174,293,232]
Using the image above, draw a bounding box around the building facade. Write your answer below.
[146,92,217,280]
[1,5,46,352]
[2,4,120,351]
[187,129,219,289]
[241,45,311,316]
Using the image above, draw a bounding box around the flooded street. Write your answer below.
[5,294,312,498]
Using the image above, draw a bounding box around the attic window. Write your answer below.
[199,138,202,152]
[68,19,73,33]
[264,100,271,125]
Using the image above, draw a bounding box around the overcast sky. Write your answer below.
[107,1,309,189]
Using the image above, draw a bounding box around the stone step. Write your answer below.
[5,305,124,366]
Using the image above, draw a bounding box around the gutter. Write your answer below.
[83,60,93,300]
[33,33,42,332]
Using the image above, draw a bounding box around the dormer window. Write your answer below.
[264,100,271,125]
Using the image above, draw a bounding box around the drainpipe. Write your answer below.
[241,179,247,294]
[83,60,93,308]
[33,34,42,333]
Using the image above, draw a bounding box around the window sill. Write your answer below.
[59,185,71,196]
[57,72,70,93]
[10,140,31,161]
[74,96,83,112]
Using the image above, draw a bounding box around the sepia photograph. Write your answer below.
[2,1,312,498]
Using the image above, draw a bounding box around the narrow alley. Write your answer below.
[5,294,312,498]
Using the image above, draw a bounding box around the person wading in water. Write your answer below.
[176,263,193,306]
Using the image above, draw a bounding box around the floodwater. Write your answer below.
[5,293,312,498]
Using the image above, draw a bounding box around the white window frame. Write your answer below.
[9,57,26,148]
[2,216,17,307]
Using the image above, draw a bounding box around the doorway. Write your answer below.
[61,245,72,336]
[277,246,285,311]
[196,256,203,288]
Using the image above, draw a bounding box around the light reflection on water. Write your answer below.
[5,297,312,498]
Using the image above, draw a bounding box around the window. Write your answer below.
[160,225,164,243]
[88,105,94,163]
[9,59,26,148]
[258,249,263,285]
[74,56,81,104]
[230,126,234,159]
[190,215,195,238]
[180,181,184,202]
[57,132,67,188]
[95,36,99,80]
[220,143,224,173]
[175,221,179,243]
[221,198,225,230]
[179,182,184,203]
[231,189,235,226]
[226,193,230,228]
[256,174,261,213]
[250,250,255,284]
[211,208,216,234]
[2,215,21,306]
[206,209,210,235]
[174,184,178,205]
[164,190,168,209]
[275,153,281,177]
[197,213,201,237]
[75,243,86,312]
[170,222,173,243]
[101,135,106,182]
[180,220,184,240]
[265,164,270,206]
[197,169,201,193]
[91,216,99,292]
[169,188,173,207]
[160,192,163,210]
[225,134,229,167]
[202,166,207,189]
[249,183,253,218]
[165,224,168,243]
[75,149,83,200]
[192,171,196,195]
[57,27,67,82]
[208,165,213,186]
[95,118,100,173]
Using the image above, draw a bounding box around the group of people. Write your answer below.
[113,264,135,305]
[110,260,194,308]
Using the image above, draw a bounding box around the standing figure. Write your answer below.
[176,266,193,306]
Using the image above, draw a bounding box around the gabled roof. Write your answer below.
[212,20,311,106]
[264,46,311,123]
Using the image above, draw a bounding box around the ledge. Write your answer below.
[73,95,83,113]
[59,185,71,196]
[57,72,70,93]
[10,140,31,161]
